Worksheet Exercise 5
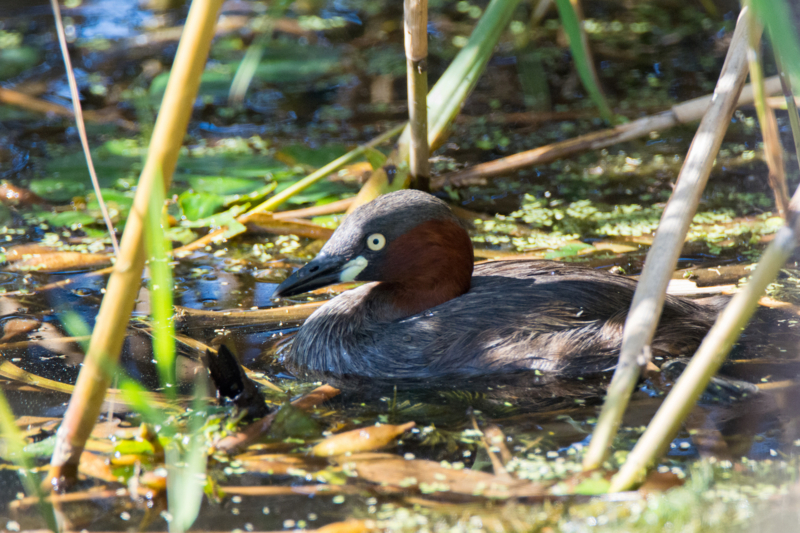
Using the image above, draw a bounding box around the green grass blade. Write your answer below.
[144,173,176,399]
[749,0,800,84]
[167,378,208,533]
[553,0,613,122]
[0,392,58,531]
[421,0,524,151]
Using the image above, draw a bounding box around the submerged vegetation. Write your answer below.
[0,0,799,531]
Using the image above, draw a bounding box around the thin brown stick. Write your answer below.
[271,197,355,219]
[0,88,136,130]
[438,75,782,188]
[583,8,754,470]
[48,0,224,485]
[404,0,430,191]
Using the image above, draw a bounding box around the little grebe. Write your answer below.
[272,190,719,380]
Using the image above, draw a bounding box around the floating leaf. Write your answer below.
[268,403,322,441]
[573,476,611,495]
[176,153,288,180]
[0,46,41,80]
[277,144,349,168]
[29,178,92,203]
[186,176,266,196]
[179,191,226,221]
[33,210,97,228]
[544,242,593,259]
[274,179,354,206]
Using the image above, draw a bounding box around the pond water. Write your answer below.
[1,0,800,531]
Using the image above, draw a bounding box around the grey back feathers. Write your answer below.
[283,259,720,380]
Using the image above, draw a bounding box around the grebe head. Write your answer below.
[272,190,474,316]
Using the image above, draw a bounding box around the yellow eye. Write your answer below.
[367,233,386,251]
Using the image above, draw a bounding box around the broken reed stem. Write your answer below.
[746,16,788,217]
[48,0,224,481]
[404,0,430,191]
[582,8,753,471]
[50,0,120,256]
[441,75,782,188]
[610,209,800,491]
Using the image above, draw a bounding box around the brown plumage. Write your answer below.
[273,190,720,381]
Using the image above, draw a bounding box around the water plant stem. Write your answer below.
[50,0,120,256]
[404,0,430,191]
[582,7,753,471]
[48,0,223,485]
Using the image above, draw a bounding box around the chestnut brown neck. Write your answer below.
[373,218,474,320]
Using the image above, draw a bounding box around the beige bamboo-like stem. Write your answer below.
[610,209,800,491]
[48,0,224,482]
[582,8,753,471]
[441,75,781,188]
[404,0,430,191]
[746,17,788,217]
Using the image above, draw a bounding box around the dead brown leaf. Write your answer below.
[311,422,415,457]
[336,453,546,499]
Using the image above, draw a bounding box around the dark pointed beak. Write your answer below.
[272,254,349,298]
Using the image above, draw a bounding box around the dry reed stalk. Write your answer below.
[404,0,430,191]
[582,7,754,470]
[175,301,324,330]
[746,18,789,216]
[610,187,800,490]
[439,74,782,188]
[48,0,224,485]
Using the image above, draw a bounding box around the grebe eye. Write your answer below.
[366,233,386,251]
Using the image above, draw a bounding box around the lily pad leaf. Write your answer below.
[179,191,226,221]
